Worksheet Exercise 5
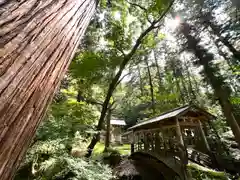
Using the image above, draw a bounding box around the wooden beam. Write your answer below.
[179,122,199,126]
[176,117,185,146]
[198,119,211,152]
[133,123,200,135]
[138,124,182,132]
[178,116,208,121]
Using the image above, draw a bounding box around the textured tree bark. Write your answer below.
[153,50,162,92]
[0,0,96,179]
[144,57,155,113]
[104,108,112,151]
[184,62,197,100]
[174,74,185,104]
[137,65,144,96]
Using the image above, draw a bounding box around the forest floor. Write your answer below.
[93,143,131,155]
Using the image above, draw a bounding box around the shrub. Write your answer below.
[15,139,113,180]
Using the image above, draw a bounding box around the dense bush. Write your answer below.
[15,138,113,180]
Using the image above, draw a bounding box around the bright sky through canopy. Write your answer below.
[114,11,121,21]
[166,16,181,29]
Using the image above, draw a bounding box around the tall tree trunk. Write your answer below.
[202,13,240,63]
[180,76,190,102]
[144,57,155,113]
[137,65,144,96]
[214,39,234,71]
[104,108,112,151]
[174,76,185,104]
[153,50,162,92]
[214,39,239,93]
[0,1,96,179]
[181,22,240,148]
[184,63,197,100]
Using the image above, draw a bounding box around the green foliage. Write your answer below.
[71,52,106,80]
[231,96,240,105]
[37,100,98,140]
[142,32,157,49]
[16,137,113,180]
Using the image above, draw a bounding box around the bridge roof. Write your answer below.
[128,105,215,130]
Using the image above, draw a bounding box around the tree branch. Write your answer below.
[126,0,152,23]
[77,92,104,106]
[126,0,147,11]
[153,0,175,28]
[117,47,126,57]
[115,72,132,87]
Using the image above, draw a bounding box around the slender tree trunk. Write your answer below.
[174,76,185,104]
[85,23,153,159]
[180,76,190,102]
[191,69,200,96]
[181,22,240,148]
[137,65,144,96]
[153,50,162,92]
[184,64,196,100]
[0,1,96,179]
[104,108,112,151]
[85,0,175,158]
[144,57,155,113]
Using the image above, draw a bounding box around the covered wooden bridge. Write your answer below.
[124,105,240,180]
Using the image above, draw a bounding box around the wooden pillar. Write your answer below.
[131,131,135,154]
[198,120,210,150]
[200,120,221,169]
[144,133,150,151]
[176,117,188,180]
[119,128,122,144]
[150,132,154,151]
[137,133,140,150]
[176,118,185,146]
[131,144,134,154]
[155,131,160,153]
[198,119,211,152]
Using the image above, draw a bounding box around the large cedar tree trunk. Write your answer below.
[0,0,96,179]
[181,22,240,147]
[201,13,240,63]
